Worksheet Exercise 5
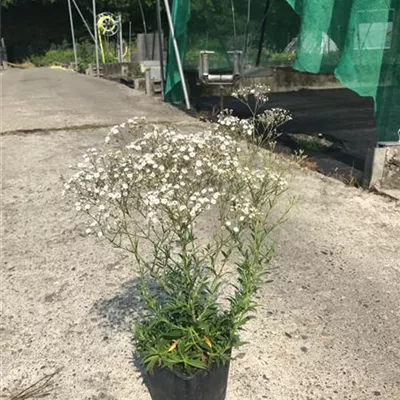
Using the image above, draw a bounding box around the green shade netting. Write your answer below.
[164,0,190,104]
[287,0,400,142]
[165,0,400,142]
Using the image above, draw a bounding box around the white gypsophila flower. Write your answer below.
[65,116,287,251]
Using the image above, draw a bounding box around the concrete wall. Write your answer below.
[101,62,141,79]
[381,147,400,190]
[364,145,400,196]
[187,66,341,97]
[136,33,163,62]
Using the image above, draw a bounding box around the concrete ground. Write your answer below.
[1,67,400,400]
[1,67,198,133]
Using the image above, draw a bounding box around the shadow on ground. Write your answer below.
[91,278,143,330]
[91,278,155,392]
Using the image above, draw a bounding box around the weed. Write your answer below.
[1,369,61,400]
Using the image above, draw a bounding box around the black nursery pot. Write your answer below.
[146,361,231,400]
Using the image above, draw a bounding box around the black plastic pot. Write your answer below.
[146,361,231,400]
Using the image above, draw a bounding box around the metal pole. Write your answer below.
[119,15,124,62]
[129,21,132,62]
[92,0,100,76]
[156,0,165,96]
[230,0,237,51]
[256,0,271,67]
[71,0,95,42]
[243,0,252,65]
[67,0,78,70]
[163,0,190,110]
[138,0,149,59]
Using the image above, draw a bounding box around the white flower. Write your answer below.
[233,227,239,233]
[225,221,231,227]
[98,231,103,237]
[86,228,91,234]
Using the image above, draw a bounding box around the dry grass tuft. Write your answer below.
[6,62,35,69]
[1,369,62,399]
[299,158,319,171]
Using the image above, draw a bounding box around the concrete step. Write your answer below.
[152,79,162,95]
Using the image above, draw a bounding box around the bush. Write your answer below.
[27,40,95,72]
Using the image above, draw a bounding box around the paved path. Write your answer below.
[1,67,195,133]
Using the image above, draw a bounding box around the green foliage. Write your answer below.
[27,40,95,71]
[133,211,276,375]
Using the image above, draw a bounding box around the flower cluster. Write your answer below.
[105,116,148,144]
[216,110,254,138]
[257,108,292,140]
[232,84,270,104]
[64,119,287,246]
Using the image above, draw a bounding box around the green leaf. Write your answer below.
[184,358,207,370]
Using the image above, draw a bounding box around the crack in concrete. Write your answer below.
[1,121,206,136]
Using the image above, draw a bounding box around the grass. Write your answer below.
[340,166,362,188]
[285,133,343,153]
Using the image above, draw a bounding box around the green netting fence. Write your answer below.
[164,0,400,142]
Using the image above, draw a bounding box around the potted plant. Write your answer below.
[64,88,292,400]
